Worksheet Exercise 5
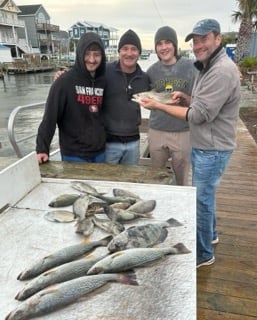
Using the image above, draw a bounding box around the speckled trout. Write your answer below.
[87,243,191,274]
[6,273,138,320]
[17,236,112,280]
[132,90,177,104]
[15,254,108,301]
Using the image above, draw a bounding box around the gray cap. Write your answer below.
[154,26,178,48]
[185,18,221,42]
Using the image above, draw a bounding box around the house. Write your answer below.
[0,43,12,61]
[17,4,62,55]
[0,0,30,61]
[68,21,118,60]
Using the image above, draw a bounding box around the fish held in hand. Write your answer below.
[132,90,177,105]
[107,218,183,252]
[17,236,112,280]
[7,272,138,320]
[87,243,191,274]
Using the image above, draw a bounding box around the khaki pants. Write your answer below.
[148,128,191,186]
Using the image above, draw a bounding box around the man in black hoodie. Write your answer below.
[36,32,106,164]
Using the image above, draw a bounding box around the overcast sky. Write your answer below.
[16,0,240,49]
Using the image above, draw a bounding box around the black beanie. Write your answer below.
[118,29,142,54]
[154,26,178,52]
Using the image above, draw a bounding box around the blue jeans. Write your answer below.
[191,148,232,262]
[61,151,105,163]
[105,140,140,165]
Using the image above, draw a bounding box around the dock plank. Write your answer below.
[197,117,257,319]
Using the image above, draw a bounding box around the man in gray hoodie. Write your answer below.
[140,19,241,268]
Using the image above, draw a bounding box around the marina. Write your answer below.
[1,63,257,319]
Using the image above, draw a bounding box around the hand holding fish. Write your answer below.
[138,91,190,121]
[140,97,162,110]
[171,91,191,107]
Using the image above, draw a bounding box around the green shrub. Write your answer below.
[239,56,257,68]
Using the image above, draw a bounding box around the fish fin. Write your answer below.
[173,242,191,254]
[166,217,183,227]
[101,235,113,245]
[117,271,139,286]
[156,229,168,243]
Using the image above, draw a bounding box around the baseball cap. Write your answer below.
[185,19,221,42]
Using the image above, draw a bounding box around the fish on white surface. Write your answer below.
[15,254,109,301]
[128,199,156,214]
[44,210,76,223]
[92,215,125,235]
[112,188,141,200]
[6,273,138,320]
[87,243,191,274]
[17,236,112,280]
[48,194,80,208]
[107,218,183,252]
[104,204,153,223]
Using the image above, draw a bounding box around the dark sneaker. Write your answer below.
[212,237,219,245]
[197,256,215,268]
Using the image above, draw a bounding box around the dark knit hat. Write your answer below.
[154,26,178,50]
[118,29,142,54]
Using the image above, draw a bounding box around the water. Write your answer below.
[0,57,156,157]
[0,71,55,156]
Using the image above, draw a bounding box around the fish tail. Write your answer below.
[166,218,183,227]
[117,271,139,286]
[173,243,191,254]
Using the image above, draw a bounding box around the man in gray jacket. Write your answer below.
[140,19,241,268]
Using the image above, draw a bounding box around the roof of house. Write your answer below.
[17,4,41,15]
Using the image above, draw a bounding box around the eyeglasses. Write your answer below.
[126,84,133,100]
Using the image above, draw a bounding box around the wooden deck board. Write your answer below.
[197,118,257,319]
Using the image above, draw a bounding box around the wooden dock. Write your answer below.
[5,63,55,74]
[1,98,257,318]
[197,117,257,319]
